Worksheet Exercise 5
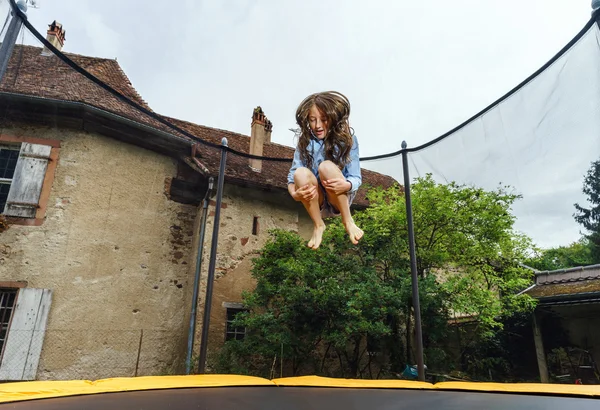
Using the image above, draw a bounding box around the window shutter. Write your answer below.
[0,288,53,381]
[4,143,52,218]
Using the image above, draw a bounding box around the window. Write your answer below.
[0,288,18,359]
[0,137,59,223]
[0,288,53,381]
[252,216,259,235]
[0,145,20,213]
[225,308,247,341]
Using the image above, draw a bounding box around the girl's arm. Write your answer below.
[287,147,303,197]
[345,135,362,193]
[287,148,303,181]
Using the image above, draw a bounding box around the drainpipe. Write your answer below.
[198,138,228,374]
[185,177,215,374]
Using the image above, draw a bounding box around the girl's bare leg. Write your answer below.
[293,167,326,249]
[318,161,364,245]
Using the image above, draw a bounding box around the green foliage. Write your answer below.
[409,177,536,339]
[459,312,538,382]
[215,175,536,379]
[216,228,401,378]
[526,238,595,271]
[574,159,600,263]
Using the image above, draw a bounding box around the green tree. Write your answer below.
[526,239,595,271]
[221,229,401,378]
[215,175,536,379]
[574,159,600,263]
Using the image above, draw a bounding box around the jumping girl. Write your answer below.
[287,91,363,249]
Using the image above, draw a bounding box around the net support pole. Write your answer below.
[198,138,228,374]
[186,177,215,374]
[0,0,27,83]
[401,141,425,381]
[532,311,549,383]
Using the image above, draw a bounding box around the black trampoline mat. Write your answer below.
[2,386,598,410]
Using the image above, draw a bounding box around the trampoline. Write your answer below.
[1,375,600,409]
[0,2,600,409]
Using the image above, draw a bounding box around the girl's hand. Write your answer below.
[322,178,351,195]
[293,184,318,202]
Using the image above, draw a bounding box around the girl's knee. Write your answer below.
[294,167,317,184]
[318,160,340,177]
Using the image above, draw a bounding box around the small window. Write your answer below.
[0,288,18,359]
[225,308,247,341]
[0,145,20,213]
[252,216,259,235]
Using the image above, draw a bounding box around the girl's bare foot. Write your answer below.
[344,221,364,245]
[308,223,326,249]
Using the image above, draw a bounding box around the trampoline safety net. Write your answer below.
[0,0,600,396]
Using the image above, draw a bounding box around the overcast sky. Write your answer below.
[14,0,600,249]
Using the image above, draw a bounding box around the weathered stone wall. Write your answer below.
[0,125,197,379]
[191,183,310,361]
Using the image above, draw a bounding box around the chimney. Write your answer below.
[249,106,273,172]
[42,21,66,56]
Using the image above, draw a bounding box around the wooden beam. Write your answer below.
[532,311,549,383]
[0,281,28,288]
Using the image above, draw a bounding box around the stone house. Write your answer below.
[0,23,396,381]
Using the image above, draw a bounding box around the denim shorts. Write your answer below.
[318,180,357,219]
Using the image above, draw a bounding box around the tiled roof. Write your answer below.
[0,45,398,205]
[0,45,152,115]
[526,265,600,300]
[534,265,600,285]
[527,280,600,299]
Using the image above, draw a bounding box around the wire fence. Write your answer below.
[0,329,187,381]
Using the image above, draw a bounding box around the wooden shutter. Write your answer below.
[0,288,53,381]
[4,143,52,218]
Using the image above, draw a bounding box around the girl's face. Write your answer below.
[308,105,328,140]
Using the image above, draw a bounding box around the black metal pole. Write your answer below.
[0,0,27,83]
[186,177,214,374]
[401,141,425,382]
[198,139,228,374]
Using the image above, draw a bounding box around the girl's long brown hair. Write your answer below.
[295,91,354,170]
